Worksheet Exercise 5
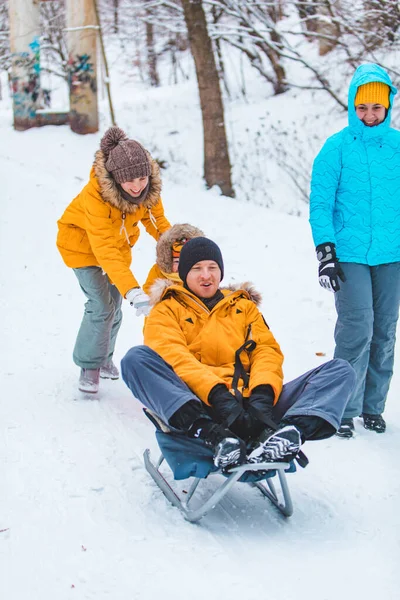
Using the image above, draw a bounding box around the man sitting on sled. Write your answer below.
[121,237,356,471]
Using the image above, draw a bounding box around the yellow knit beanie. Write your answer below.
[354,81,390,108]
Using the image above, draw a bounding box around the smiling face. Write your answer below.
[355,103,386,127]
[120,176,149,197]
[186,260,221,298]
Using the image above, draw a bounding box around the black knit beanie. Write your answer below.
[178,237,224,283]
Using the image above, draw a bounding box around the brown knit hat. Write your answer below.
[100,126,151,183]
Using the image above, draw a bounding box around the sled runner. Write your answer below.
[143,412,296,523]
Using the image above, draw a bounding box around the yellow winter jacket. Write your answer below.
[56,150,171,297]
[144,282,284,405]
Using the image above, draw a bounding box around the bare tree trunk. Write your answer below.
[145,0,160,87]
[210,6,231,98]
[181,0,234,197]
[113,0,119,34]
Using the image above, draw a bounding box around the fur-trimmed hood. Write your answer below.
[156,223,205,272]
[93,149,162,215]
[149,279,262,307]
[226,282,262,306]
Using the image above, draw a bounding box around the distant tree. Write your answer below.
[0,0,10,75]
[296,1,340,55]
[181,0,234,197]
[144,0,160,86]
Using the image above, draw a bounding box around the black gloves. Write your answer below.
[209,383,278,440]
[246,384,276,431]
[316,243,346,292]
[208,384,256,440]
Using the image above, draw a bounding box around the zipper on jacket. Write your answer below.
[119,212,131,246]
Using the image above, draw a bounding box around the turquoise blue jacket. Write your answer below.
[309,63,400,265]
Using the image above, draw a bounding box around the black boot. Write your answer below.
[169,401,246,470]
[362,413,386,433]
[336,417,355,438]
[280,415,335,441]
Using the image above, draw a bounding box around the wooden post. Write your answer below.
[9,0,41,130]
[65,0,99,134]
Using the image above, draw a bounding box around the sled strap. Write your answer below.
[231,338,257,403]
[221,338,257,429]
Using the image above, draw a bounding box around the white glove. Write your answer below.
[126,288,151,317]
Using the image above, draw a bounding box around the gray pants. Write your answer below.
[73,266,123,369]
[334,262,400,418]
[121,346,356,433]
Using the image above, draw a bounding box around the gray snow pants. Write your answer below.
[121,346,356,434]
[73,266,123,369]
[334,262,400,418]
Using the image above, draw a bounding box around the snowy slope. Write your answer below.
[1,71,400,600]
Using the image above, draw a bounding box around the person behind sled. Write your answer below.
[121,238,356,470]
[56,127,171,394]
[142,222,204,295]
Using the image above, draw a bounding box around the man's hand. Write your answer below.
[316,243,346,293]
[126,288,151,316]
[208,384,257,440]
[247,384,275,427]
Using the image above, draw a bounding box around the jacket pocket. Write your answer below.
[333,211,344,234]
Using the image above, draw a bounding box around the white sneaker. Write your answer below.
[79,368,100,393]
[248,425,301,463]
[100,361,119,380]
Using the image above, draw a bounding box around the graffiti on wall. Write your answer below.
[67,54,97,104]
[11,37,41,122]
[68,53,98,133]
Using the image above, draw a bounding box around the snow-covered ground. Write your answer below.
[1,62,400,600]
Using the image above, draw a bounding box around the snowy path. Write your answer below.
[1,115,399,600]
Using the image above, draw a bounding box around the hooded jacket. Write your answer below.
[310,63,400,265]
[144,282,284,405]
[56,149,171,297]
[143,223,204,295]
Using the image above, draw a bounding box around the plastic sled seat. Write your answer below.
[143,412,296,523]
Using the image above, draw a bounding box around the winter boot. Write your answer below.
[79,368,100,393]
[193,420,247,470]
[168,400,246,470]
[247,425,301,464]
[362,414,386,433]
[100,360,120,380]
[336,417,354,438]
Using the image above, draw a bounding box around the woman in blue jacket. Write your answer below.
[310,63,400,438]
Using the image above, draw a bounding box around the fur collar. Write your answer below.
[156,223,204,272]
[226,282,262,306]
[149,279,262,307]
[93,149,162,215]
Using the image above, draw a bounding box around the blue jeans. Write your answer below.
[334,262,400,418]
[73,266,123,369]
[121,346,356,434]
